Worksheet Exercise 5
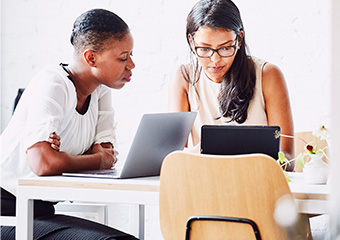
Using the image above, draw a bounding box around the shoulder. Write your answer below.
[31,65,73,91]
[34,64,67,80]
[27,65,76,106]
[170,64,190,91]
[262,62,286,89]
[262,62,284,78]
[171,64,191,81]
[251,57,266,69]
[261,62,289,101]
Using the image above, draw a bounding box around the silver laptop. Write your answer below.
[62,112,197,179]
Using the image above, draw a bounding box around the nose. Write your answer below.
[210,51,221,63]
[126,56,135,70]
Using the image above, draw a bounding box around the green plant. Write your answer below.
[275,126,329,181]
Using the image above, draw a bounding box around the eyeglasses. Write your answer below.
[192,36,239,58]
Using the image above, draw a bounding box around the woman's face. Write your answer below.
[190,27,240,83]
[93,32,135,89]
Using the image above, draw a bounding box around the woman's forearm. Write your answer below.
[27,141,103,176]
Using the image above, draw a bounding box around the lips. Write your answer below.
[209,66,224,73]
[123,74,132,82]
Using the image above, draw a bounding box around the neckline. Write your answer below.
[202,70,222,85]
[59,63,91,115]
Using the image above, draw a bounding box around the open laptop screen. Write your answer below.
[200,125,281,160]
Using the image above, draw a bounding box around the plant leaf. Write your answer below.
[278,151,286,164]
[296,153,305,168]
[284,171,291,182]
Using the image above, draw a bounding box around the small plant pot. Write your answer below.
[303,153,329,184]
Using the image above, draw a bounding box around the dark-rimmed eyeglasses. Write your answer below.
[192,36,239,58]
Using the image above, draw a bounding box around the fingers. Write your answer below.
[50,143,60,151]
[93,144,119,169]
[112,149,119,166]
[49,132,60,141]
[48,132,61,151]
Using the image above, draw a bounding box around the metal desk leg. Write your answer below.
[139,205,145,240]
[16,190,34,240]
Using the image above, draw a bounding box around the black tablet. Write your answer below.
[201,125,281,160]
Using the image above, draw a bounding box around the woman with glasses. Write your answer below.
[168,0,295,171]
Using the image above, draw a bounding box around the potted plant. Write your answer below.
[275,126,329,184]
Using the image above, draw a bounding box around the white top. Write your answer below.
[187,58,268,147]
[1,64,116,196]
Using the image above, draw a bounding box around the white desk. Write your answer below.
[288,172,330,215]
[16,172,329,240]
[16,176,159,240]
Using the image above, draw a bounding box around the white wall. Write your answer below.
[0,0,333,239]
[1,0,332,134]
[330,0,340,238]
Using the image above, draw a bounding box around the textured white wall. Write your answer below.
[1,0,332,133]
[330,0,340,238]
[0,0,333,239]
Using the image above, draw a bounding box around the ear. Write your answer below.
[239,30,244,39]
[83,49,96,67]
[188,34,195,51]
[238,30,244,48]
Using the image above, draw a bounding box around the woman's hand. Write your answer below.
[91,143,118,169]
[48,132,61,151]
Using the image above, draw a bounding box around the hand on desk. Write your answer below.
[91,143,119,169]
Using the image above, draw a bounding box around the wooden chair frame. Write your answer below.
[159,151,301,240]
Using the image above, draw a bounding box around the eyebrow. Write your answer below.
[197,39,235,47]
[120,51,129,55]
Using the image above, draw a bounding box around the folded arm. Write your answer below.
[27,140,116,176]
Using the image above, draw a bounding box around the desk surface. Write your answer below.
[18,172,330,216]
[19,175,160,192]
[19,172,329,187]
[287,172,330,200]
[16,172,330,240]
[18,172,330,201]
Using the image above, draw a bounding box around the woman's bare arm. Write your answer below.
[168,65,190,112]
[262,63,295,171]
[27,141,116,176]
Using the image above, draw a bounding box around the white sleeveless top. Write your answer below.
[187,58,268,147]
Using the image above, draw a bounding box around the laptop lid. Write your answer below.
[200,125,280,160]
[63,112,197,179]
[119,111,197,178]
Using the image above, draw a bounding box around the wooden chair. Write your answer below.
[294,131,329,172]
[159,151,311,240]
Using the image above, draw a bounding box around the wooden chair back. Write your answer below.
[159,151,292,240]
[294,131,329,172]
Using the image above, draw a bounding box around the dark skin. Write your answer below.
[27,140,116,176]
[26,33,135,176]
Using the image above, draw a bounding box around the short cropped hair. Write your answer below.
[70,9,129,54]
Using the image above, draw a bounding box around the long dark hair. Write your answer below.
[71,9,130,54]
[186,0,256,123]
